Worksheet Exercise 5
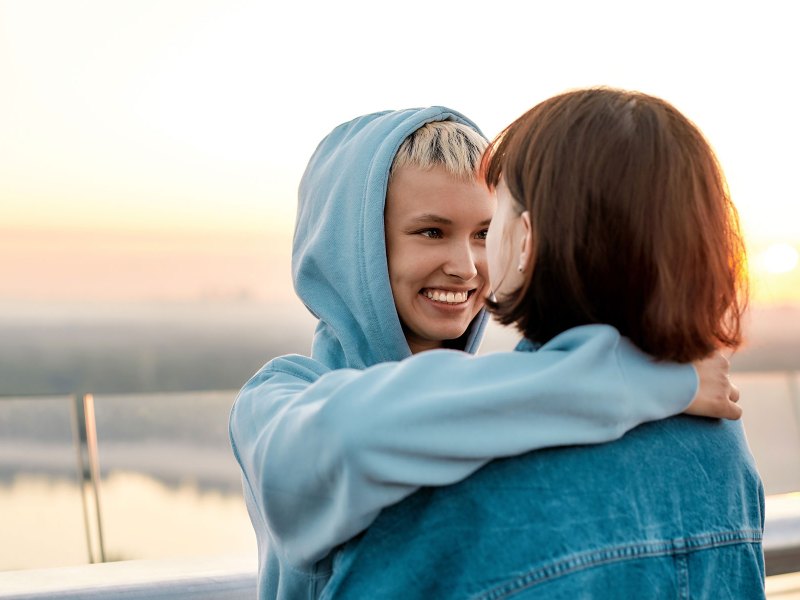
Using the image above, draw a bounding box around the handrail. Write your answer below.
[2,384,800,579]
[0,525,796,600]
[71,393,106,564]
[0,555,257,599]
[765,493,800,576]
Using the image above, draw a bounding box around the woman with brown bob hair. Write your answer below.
[320,88,764,599]
[484,87,747,363]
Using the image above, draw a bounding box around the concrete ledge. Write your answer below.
[0,555,256,600]
[765,494,800,576]
[766,571,800,598]
[1,496,798,598]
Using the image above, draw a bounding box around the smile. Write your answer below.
[420,288,474,305]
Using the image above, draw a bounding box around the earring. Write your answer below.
[517,264,524,273]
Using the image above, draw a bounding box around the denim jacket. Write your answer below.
[321,413,765,599]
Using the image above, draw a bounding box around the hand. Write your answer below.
[684,351,742,420]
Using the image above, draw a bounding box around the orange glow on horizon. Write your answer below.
[1,1,798,309]
[0,227,295,304]
[2,226,798,308]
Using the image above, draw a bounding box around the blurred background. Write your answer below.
[1,0,798,588]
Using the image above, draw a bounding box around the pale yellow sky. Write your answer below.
[1,0,798,304]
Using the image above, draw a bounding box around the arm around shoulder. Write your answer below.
[228,326,698,567]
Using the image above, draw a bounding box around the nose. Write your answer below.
[442,239,479,281]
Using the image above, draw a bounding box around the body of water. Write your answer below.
[1,302,799,571]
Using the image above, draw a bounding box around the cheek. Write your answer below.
[388,241,433,289]
[486,231,497,267]
[473,244,489,280]
[386,232,413,280]
[386,248,411,306]
[486,228,503,285]
[388,255,412,291]
[489,235,516,291]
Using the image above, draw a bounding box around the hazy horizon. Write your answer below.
[1,299,799,400]
[2,1,800,310]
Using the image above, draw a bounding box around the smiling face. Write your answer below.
[385,165,495,354]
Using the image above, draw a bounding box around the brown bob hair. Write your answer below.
[483,88,747,363]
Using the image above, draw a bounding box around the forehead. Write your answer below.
[385,165,494,223]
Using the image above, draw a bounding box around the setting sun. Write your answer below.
[1,0,799,307]
[759,243,800,275]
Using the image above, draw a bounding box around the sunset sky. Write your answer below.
[2,0,798,306]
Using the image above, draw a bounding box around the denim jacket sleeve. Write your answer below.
[228,324,697,570]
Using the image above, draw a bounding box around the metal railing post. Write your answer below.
[789,371,800,442]
[71,393,106,564]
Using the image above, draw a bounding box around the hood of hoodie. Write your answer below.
[292,107,490,369]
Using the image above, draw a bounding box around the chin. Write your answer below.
[425,323,472,343]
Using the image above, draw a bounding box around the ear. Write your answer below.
[518,211,533,271]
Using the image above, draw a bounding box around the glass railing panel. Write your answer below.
[91,391,255,562]
[0,395,89,570]
[737,372,800,495]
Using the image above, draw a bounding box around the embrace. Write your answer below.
[230,88,764,599]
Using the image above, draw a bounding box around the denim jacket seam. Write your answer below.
[473,530,764,600]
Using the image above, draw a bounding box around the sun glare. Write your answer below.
[758,243,800,275]
[1,1,799,306]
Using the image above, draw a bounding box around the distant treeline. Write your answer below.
[1,303,798,397]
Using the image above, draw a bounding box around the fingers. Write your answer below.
[717,351,738,415]
[726,382,742,419]
[724,369,741,419]
[726,400,743,420]
[707,350,730,371]
[729,383,740,404]
[687,350,743,420]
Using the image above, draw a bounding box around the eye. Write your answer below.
[417,228,443,239]
[474,229,489,241]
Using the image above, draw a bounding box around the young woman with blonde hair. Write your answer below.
[230,105,742,600]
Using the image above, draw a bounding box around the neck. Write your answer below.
[406,337,442,355]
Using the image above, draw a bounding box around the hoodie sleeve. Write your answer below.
[228,324,696,570]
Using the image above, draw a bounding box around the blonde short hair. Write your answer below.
[390,120,487,181]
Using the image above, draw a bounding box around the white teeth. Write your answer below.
[423,289,469,304]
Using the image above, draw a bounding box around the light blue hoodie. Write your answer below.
[228,107,699,600]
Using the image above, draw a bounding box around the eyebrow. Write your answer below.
[409,213,492,227]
